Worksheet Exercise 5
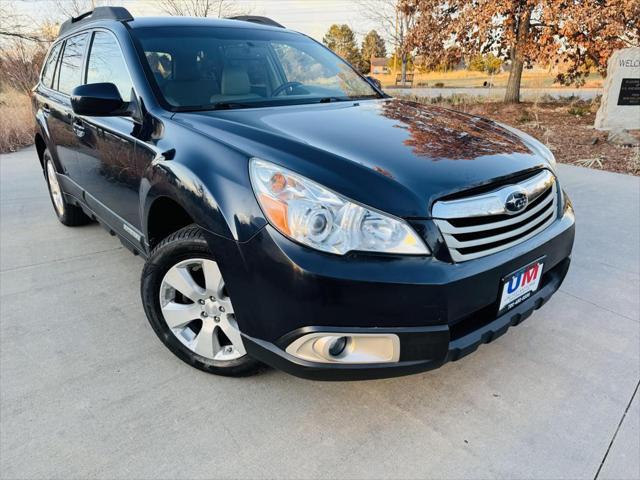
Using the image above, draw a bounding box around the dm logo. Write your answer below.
[505,189,528,214]
[506,263,540,293]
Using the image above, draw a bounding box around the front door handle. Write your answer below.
[42,104,51,116]
[72,120,86,138]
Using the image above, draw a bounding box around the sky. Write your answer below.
[9,0,391,45]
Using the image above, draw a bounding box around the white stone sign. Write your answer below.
[595,47,640,131]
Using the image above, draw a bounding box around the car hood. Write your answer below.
[174,98,553,218]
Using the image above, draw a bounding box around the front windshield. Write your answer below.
[131,26,381,110]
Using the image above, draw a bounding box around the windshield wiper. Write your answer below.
[210,102,257,110]
[348,94,383,100]
[317,95,381,104]
[318,97,343,103]
[183,95,380,112]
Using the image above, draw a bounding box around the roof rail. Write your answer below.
[59,6,134,36]
[226,16,285,28]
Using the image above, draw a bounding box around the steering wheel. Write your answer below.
[272,81,304,97]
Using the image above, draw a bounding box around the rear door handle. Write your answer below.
[72,119,86,138]
[42,104,50,116]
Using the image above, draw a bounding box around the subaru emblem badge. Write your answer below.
[504,189,529,214]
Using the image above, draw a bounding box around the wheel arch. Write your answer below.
[145,195,196,250]
[140,149,267,251]
[140,159,235,251]
[33,115,62,174]
[34,133,47,169]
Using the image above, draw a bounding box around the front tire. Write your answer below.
[141,225,261,377]
[43,149,91,226]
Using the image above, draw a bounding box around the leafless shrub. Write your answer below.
[398,93,490,106]
[0,88,35,153]
[517,110,534,124]
[575,157,604,169]
[0,39,47,96]
[567,105,591,117]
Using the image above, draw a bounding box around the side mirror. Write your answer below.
[71,82,129,117]
[366,76,382,89]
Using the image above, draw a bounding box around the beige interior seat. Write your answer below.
[162,56,219,106]
[209,65,261,103]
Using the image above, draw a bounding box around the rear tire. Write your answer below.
[141,224,262,377]
[43,149,91,226]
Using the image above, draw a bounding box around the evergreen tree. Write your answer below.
[323,24,362,71]
[360,30,387,73]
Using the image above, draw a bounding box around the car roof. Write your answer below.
[127,16,287,32]
[57,8,292,39]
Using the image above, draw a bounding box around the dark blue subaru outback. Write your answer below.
[32,7,575,380]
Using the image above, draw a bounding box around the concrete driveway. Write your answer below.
[1,146,638,480]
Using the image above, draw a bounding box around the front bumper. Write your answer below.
[206,202,575,381]
[242,256,569,380]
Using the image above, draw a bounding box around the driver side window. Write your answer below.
[86,31,133,102]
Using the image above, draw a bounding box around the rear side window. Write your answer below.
[41,43,62,88]
[86,31,133,102]
[57,33,89,95]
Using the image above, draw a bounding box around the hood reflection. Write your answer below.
[381,99,530,161]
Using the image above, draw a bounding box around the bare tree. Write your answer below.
[356,0,416,83]
[0,4,46,42]
[0,1,112,44]
[159,0,250,18]
[51,0,116,19]
[56,0,94,18]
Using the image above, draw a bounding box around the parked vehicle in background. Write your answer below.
[32,7,574,380]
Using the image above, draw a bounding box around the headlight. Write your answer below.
[249,158,430,256]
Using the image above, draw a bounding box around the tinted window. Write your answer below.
[272,43,333,85]
[57,33,89,95]
[132,27,379,110]
[86,31,133,102]
[41,43,62,88]
[145,51,173,82]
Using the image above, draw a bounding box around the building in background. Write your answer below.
[370,57,390,74]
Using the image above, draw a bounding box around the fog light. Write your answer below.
[312,335,351,360]
[328,336,348,357]
[286,332,400,364]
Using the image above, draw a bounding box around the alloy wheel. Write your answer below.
[159,258,245,361]
[46,159,65,217]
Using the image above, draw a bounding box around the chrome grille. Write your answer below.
[433,170,558,262]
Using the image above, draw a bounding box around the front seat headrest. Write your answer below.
[221,65,251,96]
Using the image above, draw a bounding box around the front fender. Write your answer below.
[140,154,267,339]
[140,153,266,244]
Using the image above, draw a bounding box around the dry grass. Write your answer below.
[0,87,35,154]
[372,70,604,89]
